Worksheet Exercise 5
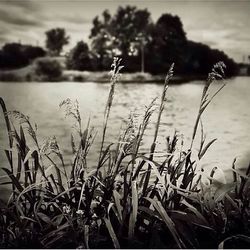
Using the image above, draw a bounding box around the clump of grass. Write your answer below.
[1,58,250,249]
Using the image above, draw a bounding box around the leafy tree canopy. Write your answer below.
[89,6,152,70]
[45,28,69,56]
[66,41,94,71]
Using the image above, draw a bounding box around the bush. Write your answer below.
[0,43,46,69]
[34,58,62,81]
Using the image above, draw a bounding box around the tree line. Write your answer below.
[0,5,239,76]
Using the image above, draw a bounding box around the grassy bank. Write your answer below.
[0,57,65,82]
[0,59,250,249]
[0,67,203,84]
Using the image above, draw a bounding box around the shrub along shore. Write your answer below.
[1,59,250,249]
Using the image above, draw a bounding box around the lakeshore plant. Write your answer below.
[0,58,250,248]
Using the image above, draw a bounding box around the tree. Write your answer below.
[89,6,152,71]
[0,43,28,69]
[45,28,69,56]
[111,6,152,59]
[0,43,46,69]
[89,7,238,75]
[66,41,93,71]
[155,14,186,41]
[89,11,113,70]
[146,13,187,74]
[184,41,238,76]
[23,45,46,61]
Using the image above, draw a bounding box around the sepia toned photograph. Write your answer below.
[0,0,250,248]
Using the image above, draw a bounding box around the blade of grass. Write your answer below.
[145,197,185,248]
[128,180,138,238]
[103,216,120,248]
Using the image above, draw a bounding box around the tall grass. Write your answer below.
[1,58,250,249]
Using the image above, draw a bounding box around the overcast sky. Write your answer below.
[0,0,249,62]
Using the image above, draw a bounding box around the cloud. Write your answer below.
[1,0,39,11]
[0,0,90,30]
[0,1,45,45]
[52,13,92,25]
[0,1,93,47]
[0,9,42,27]
[0,0,44,35]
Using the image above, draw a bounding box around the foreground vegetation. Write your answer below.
[0,59,250,249]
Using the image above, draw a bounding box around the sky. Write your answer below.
[0,0,249,62]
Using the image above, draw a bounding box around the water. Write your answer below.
[0,77,250,182]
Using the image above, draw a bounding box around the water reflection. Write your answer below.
[0,77,249,178]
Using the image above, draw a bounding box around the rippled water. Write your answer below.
[0,77,250,180]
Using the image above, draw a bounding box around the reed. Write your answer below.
[0,58,250,249]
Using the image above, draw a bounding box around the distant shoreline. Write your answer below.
[0,56,248,83]
[0,67,225,84]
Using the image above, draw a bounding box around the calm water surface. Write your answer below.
[0,77,250,180]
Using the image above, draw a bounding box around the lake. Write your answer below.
[0,77,250,183]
